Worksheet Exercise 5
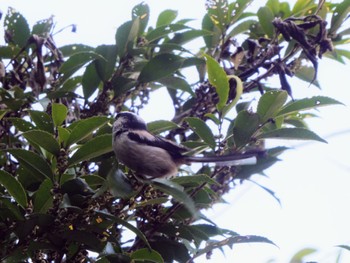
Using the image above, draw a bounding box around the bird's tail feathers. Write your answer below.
[184,153,258,166]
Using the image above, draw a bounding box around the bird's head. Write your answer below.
[113,112,147,133]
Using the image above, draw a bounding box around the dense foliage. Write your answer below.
[0,0,349,262]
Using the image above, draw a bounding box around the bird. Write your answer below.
[112,111,259,179]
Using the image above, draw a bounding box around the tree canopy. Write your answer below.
[0,0,349,262]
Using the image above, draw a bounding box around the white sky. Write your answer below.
[2,0,350,262]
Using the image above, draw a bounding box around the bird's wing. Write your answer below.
[127,131,187,159]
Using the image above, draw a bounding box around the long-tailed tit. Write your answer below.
[113,112,259,179]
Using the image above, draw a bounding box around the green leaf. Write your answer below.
[202,14,221,49]
[257,90,288,122]
[277,96,343,117]
[32,16,54,36]
[4,8,30,47]
[167,29,212,46]
[267,0,280,15]
[28,110,54,134]
[256,128,327,143]
[66,116,110,146]
[204,54,229,111]
[158,76,194,96]
[291,0,314,15]
[94,44,118,81]
[68,134,113,166]
[228,19,256,37]
[59,44,94,57]
[147,120,179,134]
[191,235,276,262]
[52,103,68,127]
[0,110,7,120]
[59,51,105,83]
[185,117,216,149]
[96,210,151,250]
[157,10,178,27]
[146,24,189,43]
[58,127,70,145]
[82,62,101,99]
[7,117,35,132]
[7,149,54,180]
[115,19,139,58]
[330,0,350,34]
[33,179,53,213]
[295,65,320,88]
[233,111,260,148]
[131,248,164,263]
[172,174,220,187]
[138,54,184,83]
[152,178,198,218]
[207,0,230,31]
[105,168,135,199]
[290,248,317,262]
[22,130,60,155]
[132,2,150,35]
[0,170,28,208]
[257,6,275,38]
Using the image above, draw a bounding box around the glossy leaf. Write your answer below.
[152,178,198,218]
[68,134,113,166]
[330,0,350,34]
[28,110,54,134]
[59,44,94,57]
[191,235,276,261]
[131,248,164,263]
[59,51,105,83]
[32,16,54,36]
[233,111,260,148]
[257,90,288,122]
[33,179,53,213]
[158,76,194,96]
[82,62,101,99]
[257,6,275,38]
[96,211,151,250]
[66,116,110,146]
[138,54,184,83]
[291,0,314,15]
[0,170,28,208]
[22,130,60,155]
[157,10,178,27]
[7,117,35,132]
[185,117,216,149]
[7,149,54,180]
[52,103,68,127]
[172,174,220,187]
[207,0,230,31]
[202,14,221,49]
[94,44,118,81]
[146,24,189,43]
[277,96,343,117]
[0,110,7,120]
[4,8,30,47]
[132,2,150,35]
[147,120,179,134]
[115,19,139,58]
[295,65,320,88]
[256,128,327,143]
[105,168,135,199]
[204,54,229,111]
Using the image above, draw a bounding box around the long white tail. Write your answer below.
[184,153,258,166]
